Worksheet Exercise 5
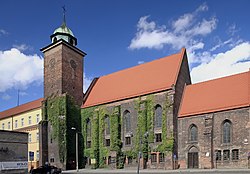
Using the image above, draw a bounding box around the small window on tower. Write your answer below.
[53,37,57,43]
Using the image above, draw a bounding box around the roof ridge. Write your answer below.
[190,70,249,87]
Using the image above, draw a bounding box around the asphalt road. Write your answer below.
[62,168,250,174]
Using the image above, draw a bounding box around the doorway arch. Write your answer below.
[187,146,199,168]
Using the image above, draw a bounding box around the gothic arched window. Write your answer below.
[86,118,91,137]
[155,105,162,128]
[189,124,198,142]
[222,120,231,144]
[124,110,131,133]
[105,115,110,135]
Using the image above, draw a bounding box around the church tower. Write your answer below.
[39,10,86,170]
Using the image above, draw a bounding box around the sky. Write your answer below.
[0,0,250,111]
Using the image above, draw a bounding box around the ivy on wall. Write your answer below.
[81,92,174,169]
[45,94,83,167]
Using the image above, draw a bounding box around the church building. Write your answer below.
[0,17,249,171]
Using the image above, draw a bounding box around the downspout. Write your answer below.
[211,113,214,168]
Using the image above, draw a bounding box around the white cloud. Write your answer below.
[1,93,11,100]
[138,61,145,64]
[0,48,43,92]
[83,73,93,93]
[191,42,250,83]
[0,29,8,36]
[13,44,32,51]
[128,3,217,52]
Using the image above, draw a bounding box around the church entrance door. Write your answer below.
[187,147,199,168]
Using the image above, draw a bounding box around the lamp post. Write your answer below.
[137,131,148,174]
[71,127,78,172]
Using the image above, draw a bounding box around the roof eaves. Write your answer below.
[179,102,249,118]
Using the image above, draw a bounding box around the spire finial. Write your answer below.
[62,5,66,26]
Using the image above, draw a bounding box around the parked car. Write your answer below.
[30,165,62,174]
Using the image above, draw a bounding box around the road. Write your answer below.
[62,168,250,174]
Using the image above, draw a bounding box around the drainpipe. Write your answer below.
[211,113,214,168]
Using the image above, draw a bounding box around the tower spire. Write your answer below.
[62,5,66,26]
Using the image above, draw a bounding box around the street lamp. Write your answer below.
[71,127,78,172]
[137,131,149,174]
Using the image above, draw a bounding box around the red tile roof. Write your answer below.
[179,70,250,118]
[82,48,186,108]
[0,98,43,119]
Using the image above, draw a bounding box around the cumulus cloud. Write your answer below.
[128,3,217,52]
[83,73,93,93]
[1,93,11,100]
[191,42,250,83]
[0,48,43,92]
[13,44,32,51]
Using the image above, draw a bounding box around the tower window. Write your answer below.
[53,37,57,43]
[215,150,221,161]
[105,139,110,147]
[86,119,91,137]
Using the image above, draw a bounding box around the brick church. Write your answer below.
[1,18,249,171]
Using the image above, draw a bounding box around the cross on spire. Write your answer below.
[62,5,66,26]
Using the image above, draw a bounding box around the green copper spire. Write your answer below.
[50,6,77,46]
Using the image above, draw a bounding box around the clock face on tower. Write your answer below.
[70,59,77,69]
[49,58,55,68]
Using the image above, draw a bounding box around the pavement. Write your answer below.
[62,168,250,174]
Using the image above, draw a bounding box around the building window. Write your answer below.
[105,115,110,135]
[189,124,198,142]
[128,157,133,164]
[125,137,131,145]
[21,118,24,127]
[232,149,239,160]
[37,132,39,141]
[50,158,55,163]
[216,150,222,161]
[15,120,18,128]
[159,153,165,162]
[151,154,157,163]
[155,105,162,128]
[36,150,39,160]
[124,110,131,133]
[222,120,231,144]
[105,139,110,147]
[86,119,91,137]
[223,150,230,161]
[29,134,32,143]
[2,123,4,130]
[36,114,40,123]
[87,141,91,148]
[8,122,10,129]
[28,116,32,125]
[155,133,162,142]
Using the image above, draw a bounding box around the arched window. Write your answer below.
[189,124,198,142]
[105,115,110,135]
[223,120,231,144]
[124,110,131,133]
[155,105,162,128]
[86,118,91,137]
[53,37,57,43]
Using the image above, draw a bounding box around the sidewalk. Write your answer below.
[62,168,250,174]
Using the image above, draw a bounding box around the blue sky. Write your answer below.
[0,0,250,111]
